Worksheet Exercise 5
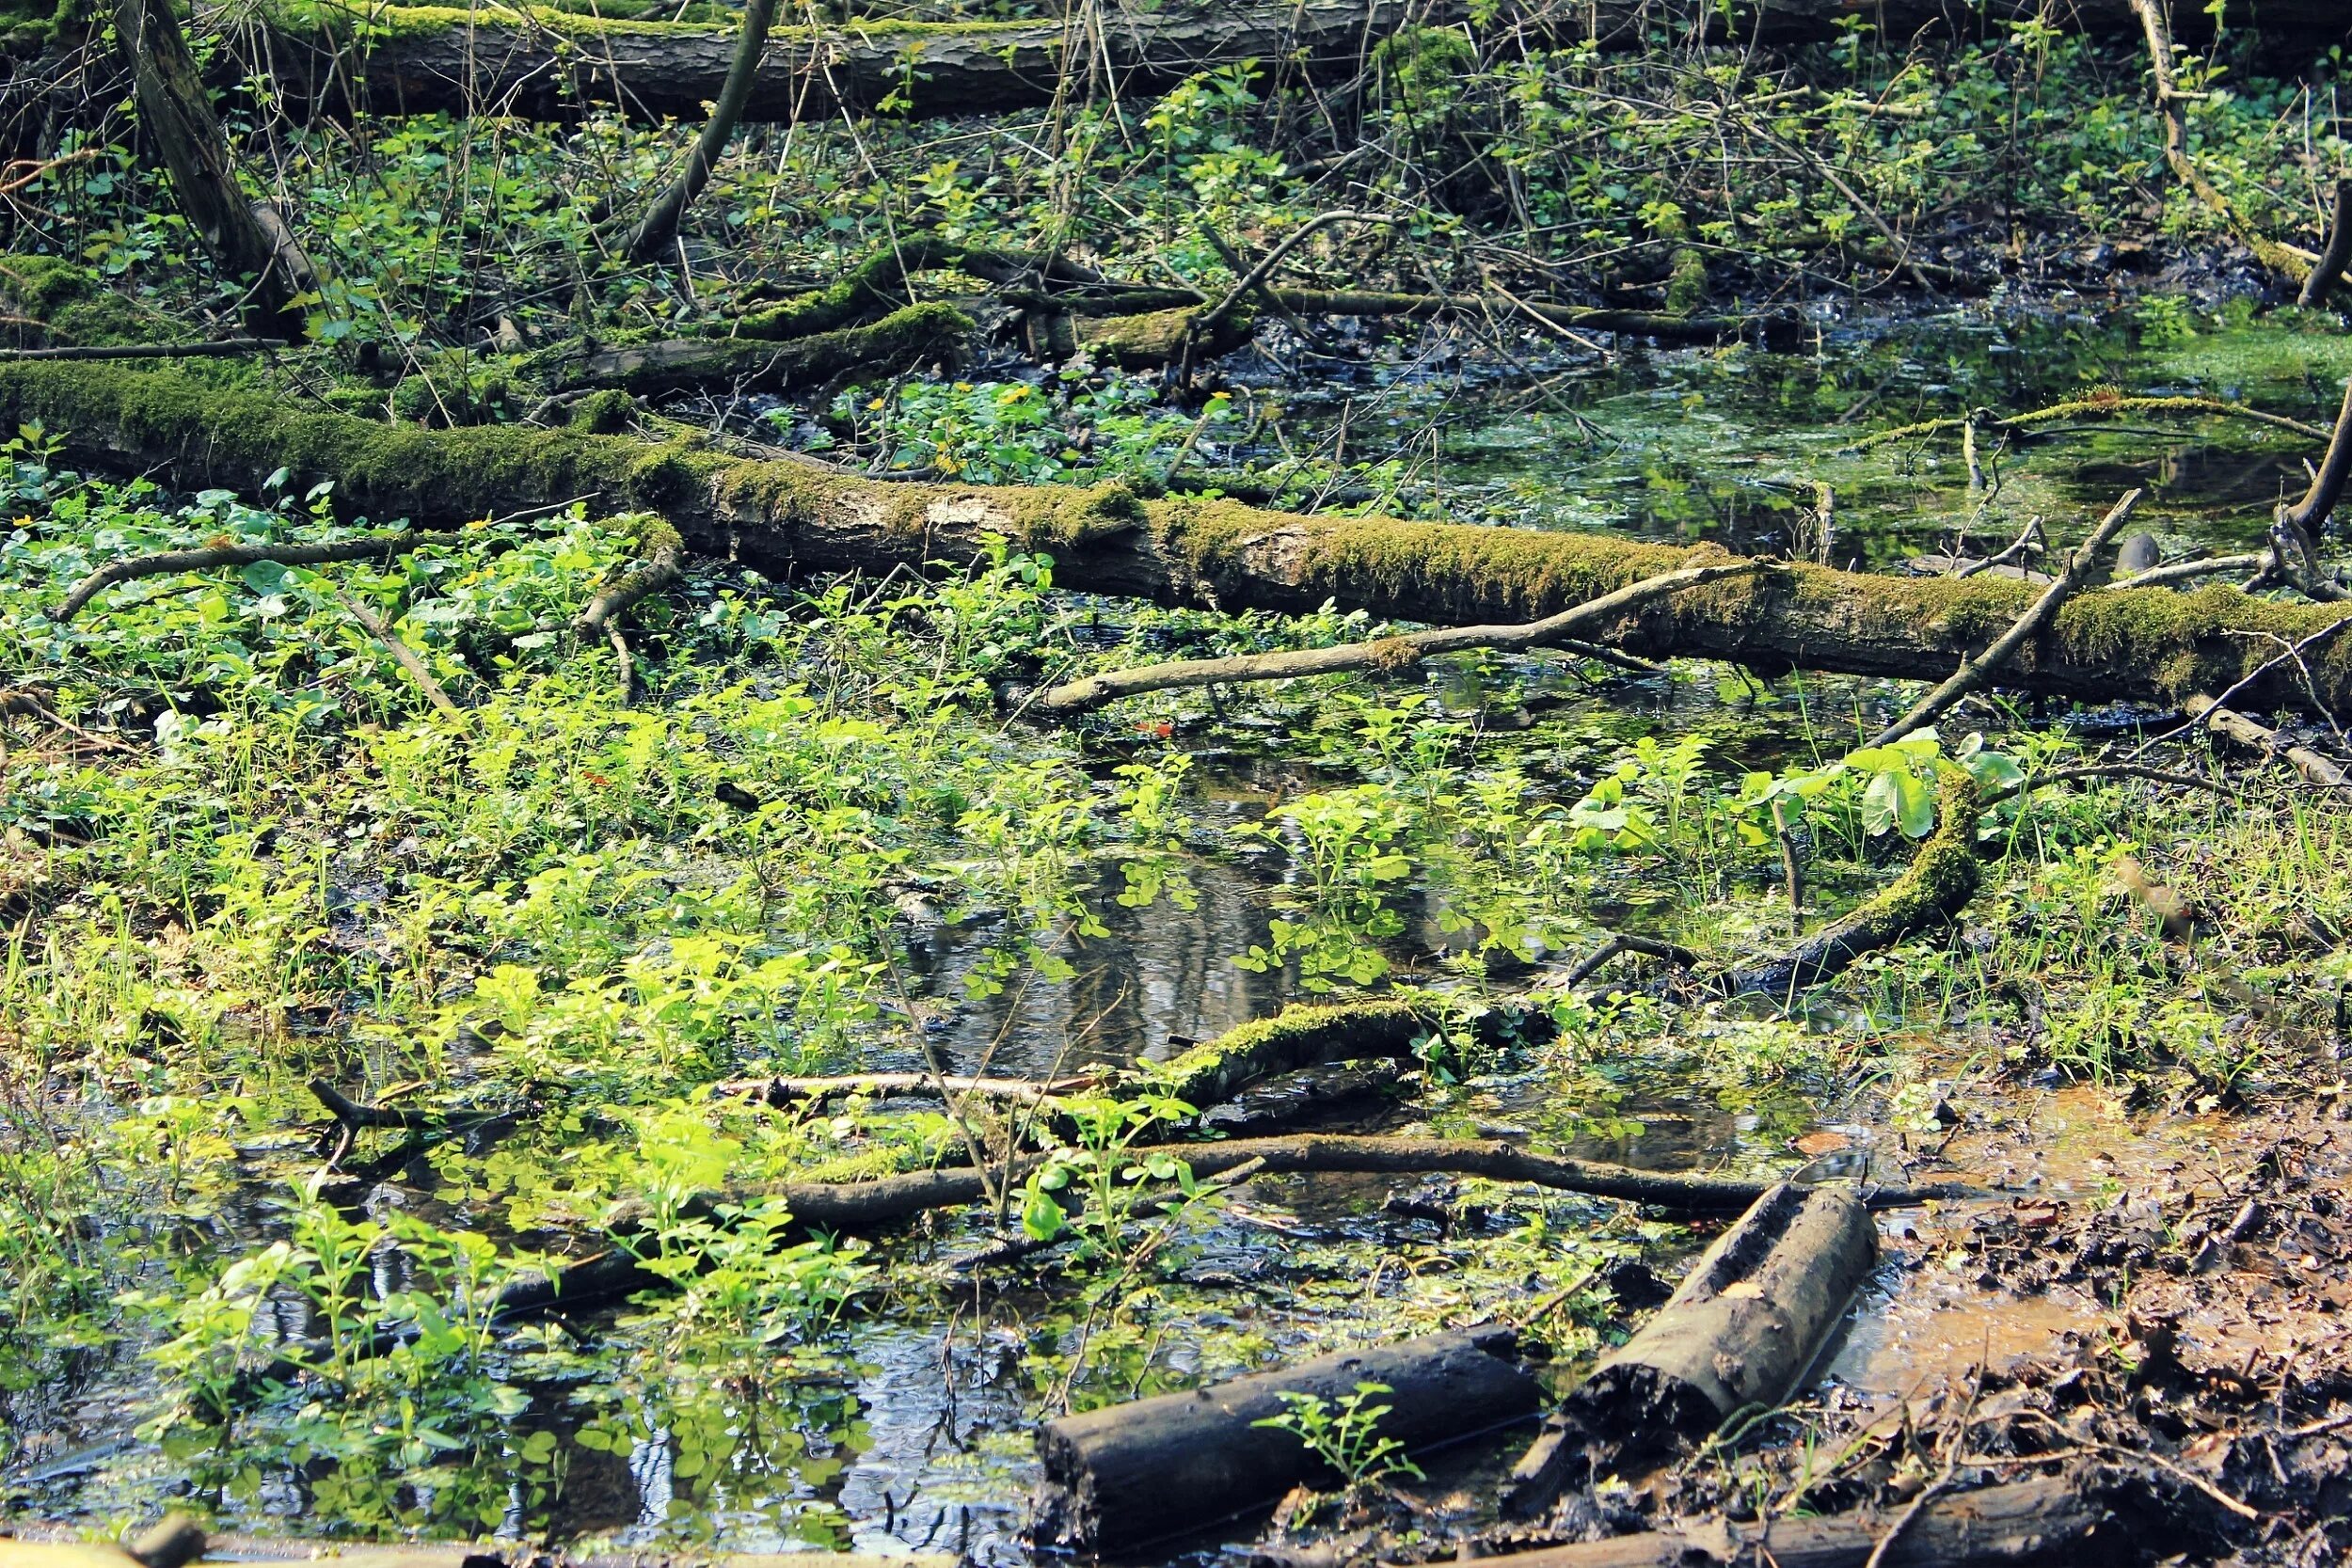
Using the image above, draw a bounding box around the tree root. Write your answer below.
[1035,561,1761,713]
[53,530,469,622]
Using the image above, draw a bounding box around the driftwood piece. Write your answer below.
[2185,693,2350,787]
[1504,1182,1878,1513]
[1029,1326,1540,1551]
[53,531,468,622]
[1036,561,1760,713]
[1476,1471,2121,1568]
[1868,490,2142,747]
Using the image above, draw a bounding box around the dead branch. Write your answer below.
[2280,378,2352,537]
[2110,549,2274,591]
[620,0,780,261]
[53,531,469,622]
[2185,693,2350,787]
[329,587,465,719]
[1035,561,1760,714]
[1723,774,1983,999]
[2299,179,2352,309]
[0,338,290,362]
[1871,491,2142,747]
[1859,396,2331,450]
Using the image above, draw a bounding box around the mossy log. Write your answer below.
[1150,996,1556,1109]
[250,0,1422,123]
[245,0,2350,125]
[1028,1326,1540,1552]
[12,361,2352,720]
[541,303,968,396]
[734,240,1098,340]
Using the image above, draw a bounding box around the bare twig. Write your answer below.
[1870,490,2143,747]
[54,531,467,622]
[1037,561,1760,714]
[329,588,465,719]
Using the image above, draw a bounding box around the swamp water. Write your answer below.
[4,299,2341,1561]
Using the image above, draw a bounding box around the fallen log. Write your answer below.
[244,0,2352,126]
[1503,1181,1878,1514]
[715,1069,1101,1105]
[539,303,967,396]
[15,363,2352,720]
[1474,1470,2126,1568]
[1028,1326,1540,1551]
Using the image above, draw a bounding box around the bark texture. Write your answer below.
[13,362,2352,720]
[119,0,319,335]
[1029,1326,1540,1551]
[248,0,2352,125]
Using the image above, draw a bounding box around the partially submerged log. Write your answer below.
[1028,1325,1540,1551]
[16,363,2352,720]
[1475,1470,2123,1568]
[1504,1182,1878,1513]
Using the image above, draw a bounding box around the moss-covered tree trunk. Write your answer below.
[9,361,2352,720]
[117,0,318,337]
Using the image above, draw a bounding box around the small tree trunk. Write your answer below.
[623,0,782,262]
[115,0,318,337]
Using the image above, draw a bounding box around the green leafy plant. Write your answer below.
[1252,1380,1425,1488]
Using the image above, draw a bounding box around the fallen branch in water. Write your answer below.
[1858,396,2331,451]
[716,1070,1101,1105]
[1035,561,1760,714]
[53,531,469,622]
[2185,693,2350,787]
[1869,490,2142,747]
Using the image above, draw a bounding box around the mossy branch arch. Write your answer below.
[13,360,2352,718]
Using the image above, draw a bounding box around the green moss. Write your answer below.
[570,388,637,435]
[1073,304,1254,369]
[0,254,149,347]
[1150,1000,1438,1110]
[550,303,971,397]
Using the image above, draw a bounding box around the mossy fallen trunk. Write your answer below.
[540,303,969,396]
[245,0,2349,125]
[10,360,2352,719]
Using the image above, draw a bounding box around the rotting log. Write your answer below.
[1028,1326,1540,1552]
[734,240,1101,340]
[16,363,2352,721]
[540,304,969,396]
[1503,1182,1878,1514]
[1474,1470,2126,1568]
[243,0,2352,126]
[1146,996,1555,1109]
